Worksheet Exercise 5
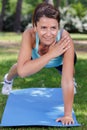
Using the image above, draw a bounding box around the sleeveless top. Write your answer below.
[32,30,63,68]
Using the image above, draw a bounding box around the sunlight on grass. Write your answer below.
[0,32,22,42]
[77,52,87,59]
[70,33,87,40]
[0,55,17,62]
[76,111,87,116]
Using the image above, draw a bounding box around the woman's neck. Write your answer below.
[38,42,49,56]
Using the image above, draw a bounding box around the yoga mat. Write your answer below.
[0,88,81,127]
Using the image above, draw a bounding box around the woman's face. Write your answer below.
[35,17,59,46]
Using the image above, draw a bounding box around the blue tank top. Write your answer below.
[32,30,63,68]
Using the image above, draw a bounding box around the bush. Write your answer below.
[3,14,14,32]
[82,15,87,33]
[3,13,32,32]
[59,4,87,33]
[20,14,32,32]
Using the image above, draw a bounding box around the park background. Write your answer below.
[0,0,87,130]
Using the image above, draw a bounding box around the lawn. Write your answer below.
[0,33,87,130]
[70,33,87,40]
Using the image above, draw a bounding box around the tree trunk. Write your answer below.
[43,0,54,5]
[13,0,23,32]
[65,0,69,6]
[55,0,61,8]
[0,0,7,31]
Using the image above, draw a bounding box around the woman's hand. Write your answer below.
[48,35,71,59]
[56,115,74,125]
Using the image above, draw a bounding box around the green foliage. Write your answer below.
[59,4,87,33]
[22,0,42,15]
[77,0,87,7]
[22,2,33,14]
[71,2,86,18]
[0,1,1,12]
[60,0,87,8]
[6,0,17,15]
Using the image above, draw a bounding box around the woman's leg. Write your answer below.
[6,63,18,81]
[2,63,18,95]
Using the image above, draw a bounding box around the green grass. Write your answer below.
[70,33,87,40]
[0,32,21,42]
[0,33,87,130]
[0,32,87,42]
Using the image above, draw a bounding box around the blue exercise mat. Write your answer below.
[0,88,81,127]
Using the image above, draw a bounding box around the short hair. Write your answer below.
[32,2,60,27]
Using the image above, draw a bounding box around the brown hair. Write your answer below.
[32,2,60,27]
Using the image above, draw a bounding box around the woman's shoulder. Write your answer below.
[61,29,70,37]
[23,28,35,38]
[57,29,70,41]
[22,28,36,47]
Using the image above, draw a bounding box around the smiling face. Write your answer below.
[34,17,59,46]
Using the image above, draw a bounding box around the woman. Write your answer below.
[2,2,77,125]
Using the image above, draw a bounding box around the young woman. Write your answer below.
[2,2,77,125]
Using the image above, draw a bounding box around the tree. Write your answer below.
[13,0,23,32]
[43,0,61,8]
[0,0,7,31]
[43,0,54,5]
[55,0,61,8]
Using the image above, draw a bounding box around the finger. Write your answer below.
[61,120,66,125]
[62,40,71,49]
[67,120,74,125]
[62,38,70,46]
[71,119,74,124]
[65,118,74,125]
[61,35,69,42]
[62,45,71,53]
[58,38,70,50]
[59,35,70,45]
[65,120,71,125]
[51,40,56,46]
[68,121,71,125]
[56,118,61,122]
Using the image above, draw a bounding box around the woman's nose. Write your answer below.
[46,29,51,36]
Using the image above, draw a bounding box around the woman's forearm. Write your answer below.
[17,53,51,78]
[62,83,74,117]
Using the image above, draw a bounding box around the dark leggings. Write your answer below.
[55,52,77,74]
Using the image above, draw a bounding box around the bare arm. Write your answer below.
[17,29,71,78]
[56,30,75,125]
[17,29,52,77]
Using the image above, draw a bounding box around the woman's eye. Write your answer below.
[51,27,56,29]
[41,26,46,29]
